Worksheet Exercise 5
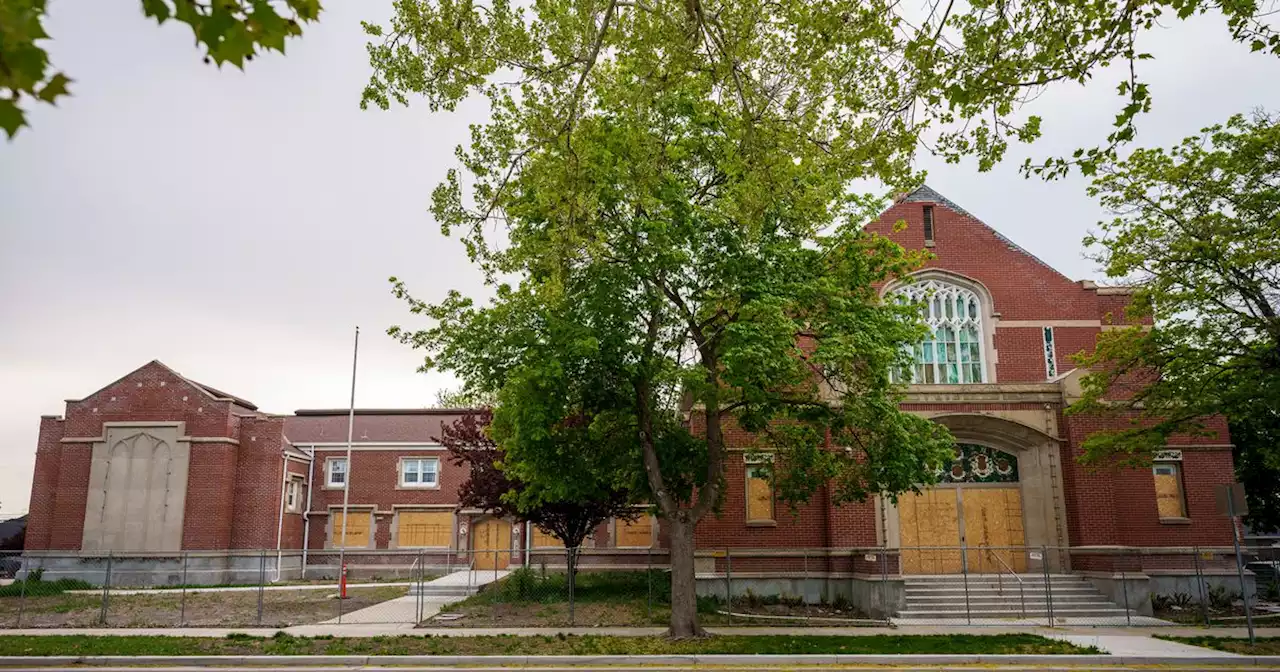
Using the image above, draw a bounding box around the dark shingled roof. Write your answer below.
[900,184,1064,278]
[900,184,973,217]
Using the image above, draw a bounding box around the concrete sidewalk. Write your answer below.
[4,624,1280,638]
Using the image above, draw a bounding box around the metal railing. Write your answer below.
[983,544,1027,619]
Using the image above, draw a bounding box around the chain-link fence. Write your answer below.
[0,549,443,628]
[1,544,1268,629]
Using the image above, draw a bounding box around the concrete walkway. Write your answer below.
[317,569,510,625]
[6,624,1280,639]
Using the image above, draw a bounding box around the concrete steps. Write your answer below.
[899,574,1135,619]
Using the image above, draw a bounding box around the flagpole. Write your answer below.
[337,326,359,599]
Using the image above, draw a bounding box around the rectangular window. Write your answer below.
[1043,327,1057,378]
[745,456,775,523]
[923,206,935,244]
[326,458,347,488]
[284,478,302,513]
[1154,462,1187,519]
[617,516,654,548]
[397,510,452,548]
[331,510,371,548]
[400,457,440,488]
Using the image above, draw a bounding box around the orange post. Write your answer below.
[340,562,348,599]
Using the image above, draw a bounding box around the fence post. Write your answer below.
[1193,546,1209,625]
[1041,545,1054,626]
[647,548,653,621]
[15,554,34,629]
[337,553,345,625]
[257,550,267,626]
[803,549,810,609]
[1121,564,1131,626]
[568,547,576,627]
[99,552,113,626]
[961,546,972,626]
[725,548,733,624]
[179,552,189,626]
[880,547,888,621]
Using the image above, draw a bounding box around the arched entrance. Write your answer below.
[473,518,512,570]
[899,443,1025,574]
[889,411,1070,574]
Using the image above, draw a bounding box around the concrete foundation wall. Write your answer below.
[694,574,904,619]
[1149,571,1257,604]
[23,552,305,587]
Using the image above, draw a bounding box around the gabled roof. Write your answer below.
[70,360,258,411]
[900,184,973,217]
[897,184,1069,281]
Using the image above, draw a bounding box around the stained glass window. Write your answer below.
[1043,327,1057,378]
[937,444,1019,483]
[892,279,987,384]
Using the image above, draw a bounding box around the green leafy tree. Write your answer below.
[1233,407,1280,533]
[1070,114,1280,489]
[0,0,321,137]
[438,410,638,587]
[368,0,1280,637]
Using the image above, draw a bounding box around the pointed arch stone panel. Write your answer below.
[81,422,191,552]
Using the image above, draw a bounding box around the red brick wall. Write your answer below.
[182,442,239,550]
[47,443,91,550]
[230,416,288,549]
[308,449,460,514]
[24,417,64,550]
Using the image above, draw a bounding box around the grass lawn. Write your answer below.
[1157,635,1280,655]
[0,632,1097,656]
[0,586,406,628]
[430,569,875,627]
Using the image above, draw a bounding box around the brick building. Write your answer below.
[20,186,1241,613]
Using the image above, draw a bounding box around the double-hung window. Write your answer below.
[326,458,347,488]
[400,457,440,488]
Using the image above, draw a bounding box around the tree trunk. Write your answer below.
[667,516,703,638]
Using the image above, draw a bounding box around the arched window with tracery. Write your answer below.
[891,278,987,384]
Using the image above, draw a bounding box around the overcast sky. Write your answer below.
[1,1,1278,517]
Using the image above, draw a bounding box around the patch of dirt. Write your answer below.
[0,586,406,628]
[425,600,662,627]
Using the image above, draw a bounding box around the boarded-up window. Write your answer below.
[532,526,563,548]
[397,510,452,547]
[1154,463,1187,518]
[746,461,774,522]
[331,511,371,548]
[617,516,653,548]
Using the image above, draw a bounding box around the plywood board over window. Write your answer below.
[1154,463,1187,518]
[746,460,774,523]
[616,515,654,548]
[532,526,563,548]
[330,511,371,548]
[397,510,452,548]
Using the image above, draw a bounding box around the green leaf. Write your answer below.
[36,73,71,104]
[0,100,27,139]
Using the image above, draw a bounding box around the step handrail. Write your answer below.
[982,545,1027,619]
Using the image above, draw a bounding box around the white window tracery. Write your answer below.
[891,279,987,384]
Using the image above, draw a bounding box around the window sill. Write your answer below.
[323,484,347,490]
[1159,517,1192,525]
[746,520,777,527]
[924,240,936,248]
[396,484,442,491]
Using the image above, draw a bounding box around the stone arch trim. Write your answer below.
[929,413,1062,451]
[882,412,1071,570]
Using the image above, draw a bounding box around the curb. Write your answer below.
[4,654,1280,667]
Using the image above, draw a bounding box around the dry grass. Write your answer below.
[0,585,406,628]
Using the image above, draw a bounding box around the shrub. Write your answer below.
[1151,594,1172,611]
[1208,584,1239,610]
